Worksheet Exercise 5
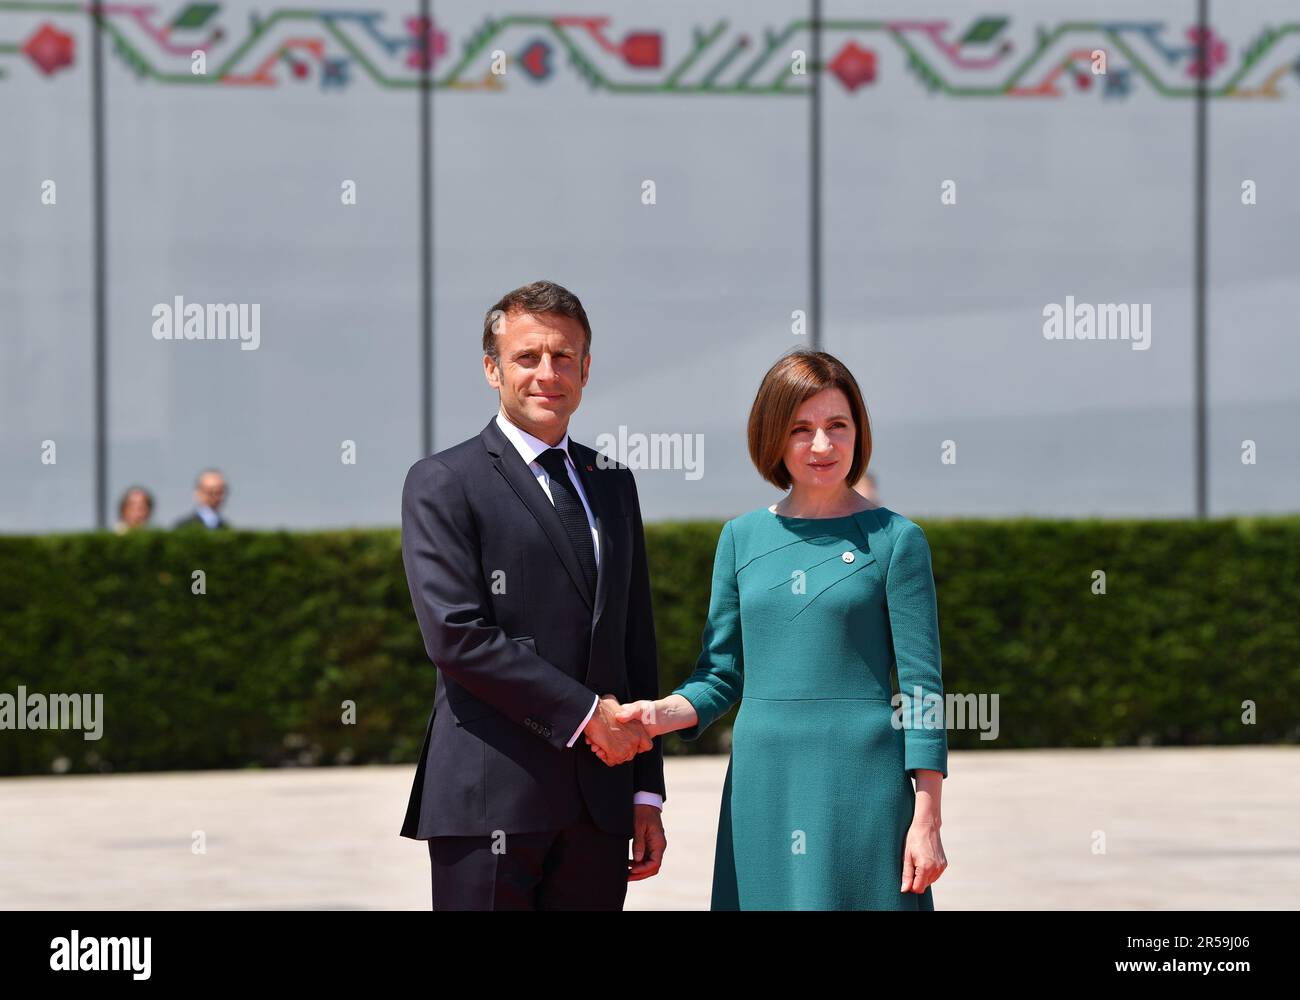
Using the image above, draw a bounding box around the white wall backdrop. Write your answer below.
[1,0,1296,530]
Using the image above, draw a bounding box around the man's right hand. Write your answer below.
[582,694,653,766]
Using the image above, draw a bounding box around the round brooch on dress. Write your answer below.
[842,551,855,563]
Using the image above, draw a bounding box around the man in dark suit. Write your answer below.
[399,279,667,910]
[173,468,230,529]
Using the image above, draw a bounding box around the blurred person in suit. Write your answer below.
[398,279,667,910]
[174,469,230,529]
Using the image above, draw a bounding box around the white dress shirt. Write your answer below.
[495,409,663,811]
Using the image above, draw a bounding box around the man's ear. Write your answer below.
[580,352,591,387]
[484,353,500,390]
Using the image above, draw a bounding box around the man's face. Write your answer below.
[484,309,590,444]
[195,473,226,511]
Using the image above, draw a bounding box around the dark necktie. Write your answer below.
[535,447,597,597]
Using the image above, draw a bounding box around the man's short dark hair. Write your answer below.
[482,280,592,364]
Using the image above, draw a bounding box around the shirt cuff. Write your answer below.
[566,694,600,748]
[633,792,664,810]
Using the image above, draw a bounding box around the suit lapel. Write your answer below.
[481,418,595,610]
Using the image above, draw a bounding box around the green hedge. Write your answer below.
[1,516,1297,775]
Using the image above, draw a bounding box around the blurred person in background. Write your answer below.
[113,486,155,534]
[854,469,879,504]
[174,469,231,530]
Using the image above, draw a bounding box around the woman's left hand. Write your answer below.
[613,699,663,736]
[901,818,947,894]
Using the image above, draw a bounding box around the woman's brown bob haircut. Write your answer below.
[748,350,873,491]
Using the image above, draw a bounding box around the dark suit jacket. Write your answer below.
[173,512,228,529]
[399,416,666,840]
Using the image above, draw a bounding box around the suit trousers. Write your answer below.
[427,799,630,910]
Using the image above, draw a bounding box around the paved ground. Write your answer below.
[1,747,1295,909]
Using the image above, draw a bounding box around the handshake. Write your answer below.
[581,695,661,766]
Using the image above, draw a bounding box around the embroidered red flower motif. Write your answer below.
[1185,27,1227,79]
[828,42,877,92]
[406,17,448,71]
[23,23,75,76]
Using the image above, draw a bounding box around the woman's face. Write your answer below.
[782,387,856,490]
[121,490,151,527]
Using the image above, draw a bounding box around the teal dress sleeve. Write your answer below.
[672,519,743,741]
[887,521,949,779]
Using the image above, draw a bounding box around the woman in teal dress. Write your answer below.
[597,350,949,909]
